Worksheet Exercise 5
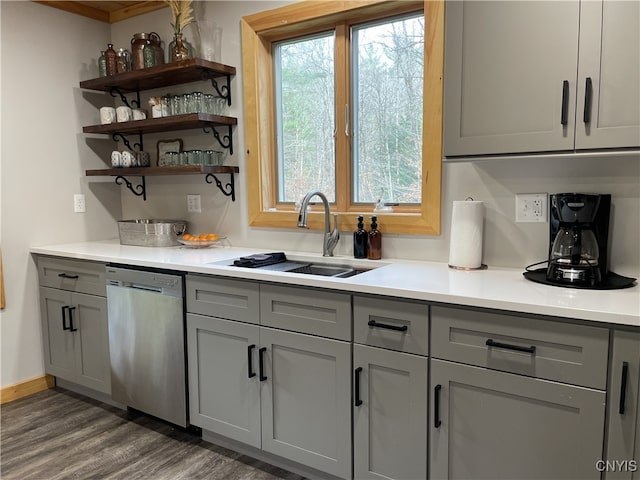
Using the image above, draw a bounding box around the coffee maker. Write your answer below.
[547,193,611,287]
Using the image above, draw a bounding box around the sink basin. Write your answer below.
[226,255,375,278]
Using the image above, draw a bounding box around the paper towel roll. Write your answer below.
[448,200,484,269]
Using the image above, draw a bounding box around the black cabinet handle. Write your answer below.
[58,273,79,279]
[619,362,629,414]
[367,320,408,332]
[434,384,442,428]
[68,307,78,332]
[258,347,267,381]
[248,344,256,378]
[486,339,536,354]
[583,77,593,124]
[61,306,70,330]
[354,367,363,407]
[561,80,570,126]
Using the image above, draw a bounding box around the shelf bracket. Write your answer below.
[109,87,140,109]
[112,133,143,152]
[203,125,233,155]
[205,172,235,201]
[115,175,146,201]
[202,72,232,106]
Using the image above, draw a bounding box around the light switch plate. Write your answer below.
[516,193,547,223]
[187,194,201,213]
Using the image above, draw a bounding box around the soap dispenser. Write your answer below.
[367,215,382,260]
[353,215,368,259]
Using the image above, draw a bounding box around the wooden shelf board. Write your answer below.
[86,165,239,177]
[79,58,236,92]
[83,113,237,135]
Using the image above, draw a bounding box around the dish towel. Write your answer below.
[234,252,288,268]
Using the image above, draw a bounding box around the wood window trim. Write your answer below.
[242,0,443,235]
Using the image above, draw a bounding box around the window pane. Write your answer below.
[352,14,424,204]
[274,33,335,203]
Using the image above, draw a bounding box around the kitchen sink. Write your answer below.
[226,254,376,278]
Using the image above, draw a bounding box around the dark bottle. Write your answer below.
[353,215,368,259]
[367,215,382,260]
[105,43,118,76]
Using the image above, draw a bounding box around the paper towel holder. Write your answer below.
[448,196,487,270]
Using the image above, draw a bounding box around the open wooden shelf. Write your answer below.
[85,165,239,176]
[83,113,237,135]
[79,58,236,93]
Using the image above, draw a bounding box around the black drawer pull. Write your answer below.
[247,344,256,378]
[68,307,78,332]
[583,77,593,124]
[486,339,536,354]
[61,306,70,330]
[561,80,570,126]
[258,347,267,382]
[619,362,629,414]
[434,384,442,428]
[58,273,79,279]
[367,320,408,332]
[354,367,363,407]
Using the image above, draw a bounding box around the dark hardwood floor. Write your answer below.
[0,387,305,480]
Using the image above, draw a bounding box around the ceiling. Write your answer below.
[34,1,167,23]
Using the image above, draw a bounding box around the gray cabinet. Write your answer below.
[37,256,110,394]
[431,306,609,479]
[353,344,428,480]
[444,0,639,157]
[430,358,606,480]
[352,296,429,480]
[186,275,352,479]
[605,330,640,480]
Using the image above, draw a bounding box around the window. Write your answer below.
[242,1,443,235]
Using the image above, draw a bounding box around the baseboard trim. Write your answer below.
[0,374,55,404]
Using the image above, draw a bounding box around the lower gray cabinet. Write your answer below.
[187,312,352,479]
[430,358,606,480]
[605,330,640,480]
[353,344,428,480]
[39,286,110,394]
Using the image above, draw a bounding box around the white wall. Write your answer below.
[1,1,638,389]
[0,2,121,387]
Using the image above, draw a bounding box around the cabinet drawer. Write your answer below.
[37,256,106,296]
[431,306,609,389]
[186,275,259,324]
[354,296,429,356]
[260,284,351,340]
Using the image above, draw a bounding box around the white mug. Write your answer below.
[111,150,122,167]
[116,106,133,122]
[100,107,117,124]
[121,150,136,167]
[132,108,147,121]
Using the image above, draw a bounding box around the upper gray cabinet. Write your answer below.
[444,0,640,157]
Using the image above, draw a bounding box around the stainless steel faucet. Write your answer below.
[297,190,340,256]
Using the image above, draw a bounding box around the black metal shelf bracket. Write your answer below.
[115,175,146,201]
[203,125,233,155]
[109,87,140,109]
[202,72,232,106]
[112,133,143,152]
[205,172,235,201]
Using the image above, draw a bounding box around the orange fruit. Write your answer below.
[182,233,193,241]
[206,233,219,240]
[198,234,208,241]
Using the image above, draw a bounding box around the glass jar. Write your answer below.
[192,92,203,113]
[162,95,173,116]
[183,93,195,113]
[117,48,131,73]
[105,44,118,76]
[148,32,165,65]
[169,33,193,62]
[143,42,155,68]
[98,51,107,77]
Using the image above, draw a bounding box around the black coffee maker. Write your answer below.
[547,193,611,287]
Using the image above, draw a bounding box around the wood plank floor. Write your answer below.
[0,387,306,480]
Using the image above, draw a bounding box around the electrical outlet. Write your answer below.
[73,194,86,213]
[516,193,547,223]
[187,194,201,213]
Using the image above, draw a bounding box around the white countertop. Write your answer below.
[30,240,640,328]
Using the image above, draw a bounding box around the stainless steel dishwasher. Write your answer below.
[106,265,187,427]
